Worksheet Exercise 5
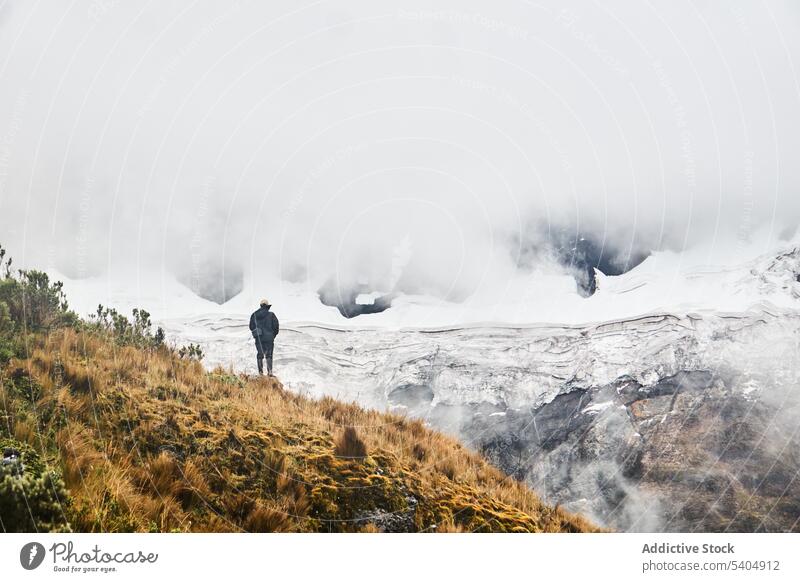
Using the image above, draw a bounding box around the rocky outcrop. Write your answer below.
[474,369,800,532]
[317,279,394,318]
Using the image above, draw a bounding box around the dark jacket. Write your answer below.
[249,305,279,342]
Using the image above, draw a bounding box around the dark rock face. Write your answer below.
[177,260,243,304]
[470,370,800,532]
[513,225,650,296]
[388,383,434,412]
[317,279,394,318]
[549,231,650,296]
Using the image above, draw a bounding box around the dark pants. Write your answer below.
[255,338,274,375]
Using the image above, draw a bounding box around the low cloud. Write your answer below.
[0,0,798,303]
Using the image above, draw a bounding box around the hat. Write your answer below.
[259,298,271,306]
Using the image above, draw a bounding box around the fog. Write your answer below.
[1,0,799,305]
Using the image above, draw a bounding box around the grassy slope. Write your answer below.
[1,327,597,532]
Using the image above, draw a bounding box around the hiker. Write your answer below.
[249,298,279,376]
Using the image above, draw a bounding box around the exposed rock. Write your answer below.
[472,366,800,532]
[317,279,394,318]
[356,494,418,532]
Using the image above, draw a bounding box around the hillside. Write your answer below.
[0,324,596,532]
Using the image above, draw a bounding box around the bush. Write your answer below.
[0,301,11,334]
[0,245,78,333]
[88,305,165,349]
[0,439,71,532]
[178,343,204,361]
[0,301,14,364]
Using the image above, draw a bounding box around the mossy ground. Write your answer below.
[0,328,598,533]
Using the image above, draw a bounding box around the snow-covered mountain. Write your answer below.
[53,228,800,325]
[55,235,800,531]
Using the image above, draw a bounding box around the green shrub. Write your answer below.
[0,302,14,364]
[0,438,70,532]
[0,245,78,333]
[0,464,71,532]
[0,301,11,334]
[87,304,165,349]
[178,343,204,361]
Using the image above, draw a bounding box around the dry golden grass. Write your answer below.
[334,426,368,459]
[0,327,600,533]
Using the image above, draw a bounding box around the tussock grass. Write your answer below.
[334,426,368,460]
[0,327,599,533]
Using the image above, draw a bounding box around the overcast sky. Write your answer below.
[1,0,798,300]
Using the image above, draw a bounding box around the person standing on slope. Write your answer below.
[249,298,280,376]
